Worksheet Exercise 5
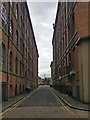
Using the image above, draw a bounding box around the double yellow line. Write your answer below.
[48,87,75,115]
[0,87,40,118]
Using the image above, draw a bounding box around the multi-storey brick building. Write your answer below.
[51,2,90,103]
[50,61,54,85]
[0,2,39,101]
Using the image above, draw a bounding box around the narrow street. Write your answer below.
[1,86,88,119]
[0,1,90,120]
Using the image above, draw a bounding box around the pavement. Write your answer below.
[1,86,89,119]
[51,87,90,111]
[2,91,32,111]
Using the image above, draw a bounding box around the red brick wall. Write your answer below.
[52,2,89,97]
[1,2,38,99]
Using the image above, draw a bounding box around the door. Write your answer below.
[71,74,77,98]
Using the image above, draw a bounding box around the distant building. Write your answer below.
[0,2,39,100]
[38,77,43,85]
[51,2,90,103]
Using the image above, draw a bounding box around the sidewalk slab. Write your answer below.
[2,92,29,110]
[52,87,90,111]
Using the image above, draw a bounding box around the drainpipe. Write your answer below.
[7,2,10,100]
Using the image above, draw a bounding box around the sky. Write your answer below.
[27,1,58,78]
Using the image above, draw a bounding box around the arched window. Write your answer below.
[15,57,18,74]
[2,43,6,70]
[28,68,29,75]
[69,52,71,62]
[23,23,24,34]
[26,31,27,40]
[20,61,21,75]
[15,85,17,96]
[26,48,27,58]
[22,64,24,76]
[23,85,24,92]
[10,20,13,37]
[10,52,12,72]
[20,38,22,51]
[72,12,75,25]
[25,65,27,77]
[10,0,13,7]
[26,14,27,25]
[1,4,7,30]
[16,4,18,20]
[23,4,25,21]
[15,30,18,46]
[23,43,24,56]
[19,85,21,94]
[20,16,22,28]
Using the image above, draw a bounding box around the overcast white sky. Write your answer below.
[27,2,58,78]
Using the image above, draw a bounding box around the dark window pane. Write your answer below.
[2,43,6,70]
[10,52,12,72]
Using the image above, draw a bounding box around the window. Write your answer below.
[15,57,18,74]
[15,30,18,46]
[16,4,18,20]
[72,12,75,25]
[10,0,12,7]
[28,68,30,75]
[28,37,30,46]
[28,23,30,34]
[63,36,64,50]
[23,4,25,22]
[68,21,71,39]
[69,52,71,62]
[26,31,27,40]
[28,52,30,61]
[20,38,22,51]
[25,70,27,77]
[23,43,24,56]
[26,48,27,58]
[20,16,22,28]
[23,23,24,34]
[21,2,22,9]
[10,52,12,72]
[66,57,67,66]
[23,64,24,76]
[9,20,13,37]
[20,61,21,75]
[1,4,7,30]
[2,43,6,70]
[65,31,67,46]
[26,14,27,25]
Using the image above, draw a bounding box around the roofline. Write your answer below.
[52,2,60,44]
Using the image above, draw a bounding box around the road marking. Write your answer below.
[48,87,76,115]
[0,87,40,118]
[61,106,66,111]
[49,88,88,118]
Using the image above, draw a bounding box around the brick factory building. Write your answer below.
[51,2,90,103]
[38,76,43,85]
[0,2,39,101]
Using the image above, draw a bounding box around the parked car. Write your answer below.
[50,84,52,87]
[25,85,31,92]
